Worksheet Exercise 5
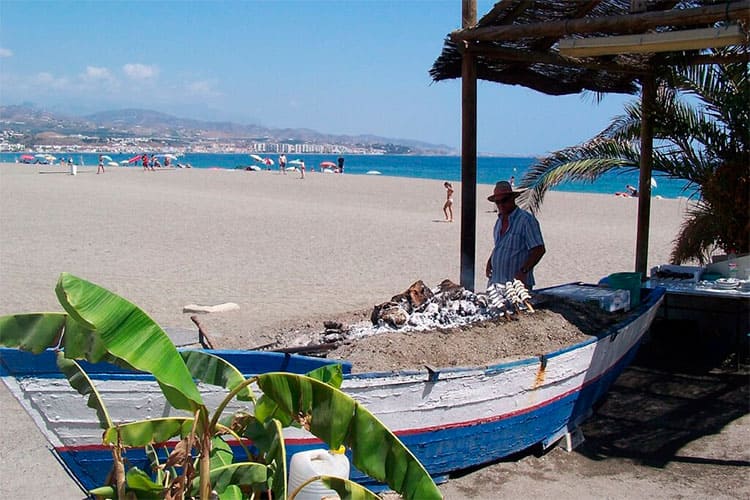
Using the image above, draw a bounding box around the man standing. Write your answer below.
[279,153,287,175]
[486,181,545,289]
[337,155,345,174]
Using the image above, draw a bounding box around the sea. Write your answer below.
[0,152,693,199]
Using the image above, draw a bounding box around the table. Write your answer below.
[643,279,750,363]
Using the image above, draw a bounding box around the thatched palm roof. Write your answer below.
[431,0,749,96]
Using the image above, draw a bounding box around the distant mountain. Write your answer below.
[0,104,455,154]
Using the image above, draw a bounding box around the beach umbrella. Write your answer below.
[250,154,264,163]
[650,177,658,188]
[20,154,34,163]
[264,158,274,166]
[289,159,304,165]
[100,155,113,162]
[34,154,49,159]
[155,153,178,160]
[320,161,337,168]
[127,155,142,164]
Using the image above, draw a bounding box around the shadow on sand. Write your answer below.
[576,318,749,469]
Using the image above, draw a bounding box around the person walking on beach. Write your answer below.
[97,154,105,174]
[279,154,287,175]
[142,154,149,171]
[486,181,545,289]
[299,160,306,179]
[443,181,454,222]
[337,155,345,174]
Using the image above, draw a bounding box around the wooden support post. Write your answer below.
[635,72,655,277]
[461,0,478,291]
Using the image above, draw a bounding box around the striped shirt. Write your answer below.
[489,207,544,288]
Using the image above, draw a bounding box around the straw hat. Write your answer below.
[487,181,526,202]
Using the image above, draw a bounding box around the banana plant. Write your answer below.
[0,273,442,499]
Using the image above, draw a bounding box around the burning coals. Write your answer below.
[281,279,537,352]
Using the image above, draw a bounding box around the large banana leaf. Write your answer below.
[0,313,66,353]
[264,418,287,500]
[60,315,109,363]
[56,353,113,430]
[102,418,195,447]
[254,363,344,427]
[55,273,203,412]
[180,350,254,401]
[209,436,235,471]
[256,373,442,500]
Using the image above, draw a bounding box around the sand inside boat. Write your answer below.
[269,297,627,373]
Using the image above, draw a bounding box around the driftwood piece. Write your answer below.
[183,302,239,314]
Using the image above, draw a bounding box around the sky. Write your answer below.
[0,0,636,156]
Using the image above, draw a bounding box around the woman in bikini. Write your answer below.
[443,181,454,222]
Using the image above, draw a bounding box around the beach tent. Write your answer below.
[431,0,749,289]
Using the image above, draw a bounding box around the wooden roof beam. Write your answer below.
[451,1,750,42]
[466,45,649,74]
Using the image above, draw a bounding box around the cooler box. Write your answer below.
[537,284,630,312]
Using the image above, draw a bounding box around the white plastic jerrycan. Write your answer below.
[288,447,350,500]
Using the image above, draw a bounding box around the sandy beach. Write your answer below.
[0,163,746,498]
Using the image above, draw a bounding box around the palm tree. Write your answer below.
[518,50,749,265]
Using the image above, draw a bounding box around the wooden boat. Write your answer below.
[0,284,665,494]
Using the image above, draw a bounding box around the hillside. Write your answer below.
[0,104,454,154]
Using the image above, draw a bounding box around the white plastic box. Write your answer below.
[538,284,630,312]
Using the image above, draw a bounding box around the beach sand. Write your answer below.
[0,163,746,498]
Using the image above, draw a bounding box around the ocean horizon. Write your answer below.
[1,152,693,199]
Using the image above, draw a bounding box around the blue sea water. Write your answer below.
[1,152,692,199]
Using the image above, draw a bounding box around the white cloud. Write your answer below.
[123,63,159,80]
[0,48,12,58]
[83,66,114,81]
[33,72,71,90]
[185,80,221,97]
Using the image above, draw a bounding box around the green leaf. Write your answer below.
[102,418,194,447]
[56,353,113,429]
[55,273,203,412]
[218,484,243,500]
[257,373,442,500]
[305,364,344,389]
[61,315,108,362]
[190,463,269,496]
[125,467,164,497]
[320,476,382,500]
[0,313,65,352]
[88,485,115,498]
[210,436,234,471]
[255,363,344,426]
[180,350,254,401]
[265,418,287,500]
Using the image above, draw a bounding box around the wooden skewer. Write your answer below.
[524,300,535,313]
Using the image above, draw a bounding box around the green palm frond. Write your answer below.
[520,54,749,261]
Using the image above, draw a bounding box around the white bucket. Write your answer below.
[288,449,350,500]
